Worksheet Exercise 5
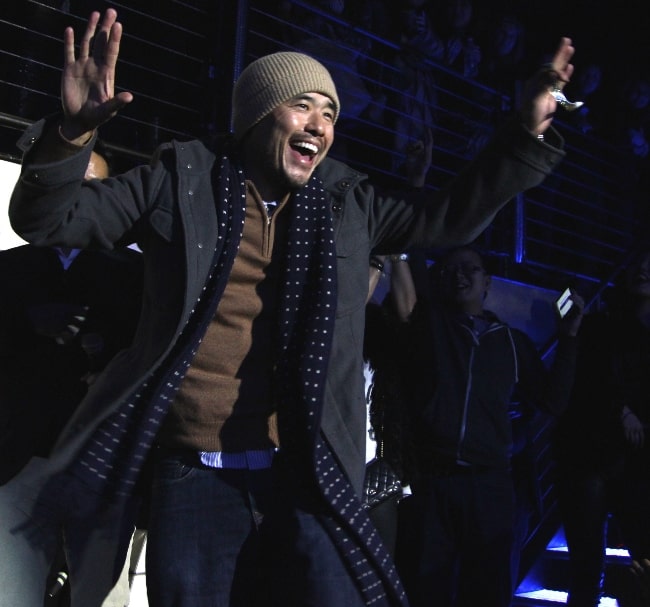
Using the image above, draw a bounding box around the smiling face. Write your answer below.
[240,92,335,201]
[436,247,491,315]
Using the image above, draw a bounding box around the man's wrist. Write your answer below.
[58,124,95,147]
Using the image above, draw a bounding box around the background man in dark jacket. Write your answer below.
[554,247,650,607]
[386,245,584,607]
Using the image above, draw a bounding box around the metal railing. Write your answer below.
[246,0,641,295]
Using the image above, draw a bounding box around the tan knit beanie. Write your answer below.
[232,52,340,140]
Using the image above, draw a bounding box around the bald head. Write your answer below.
[85,151,110,181]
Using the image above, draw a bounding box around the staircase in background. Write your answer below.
[513,522,632,606]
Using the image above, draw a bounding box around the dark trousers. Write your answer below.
[146,449,366,607]
[557,454,650,607]
[557,466,614,607]
[408,466,515,607]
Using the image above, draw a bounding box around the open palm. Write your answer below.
[60,9,133,141]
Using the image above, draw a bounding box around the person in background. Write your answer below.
[478,13,527,95]
[0,148,144,606]
[441,0,482,79]
[6,8,577,606]
[554,246,650,607]
[386,245,584,607]
[387,3,443,173]
[362,130,432,555]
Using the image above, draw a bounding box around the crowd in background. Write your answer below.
[278,0,650,177]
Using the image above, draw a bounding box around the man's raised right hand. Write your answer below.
[60,9,133,145]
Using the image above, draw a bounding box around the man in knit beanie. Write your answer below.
[7,8,578,607]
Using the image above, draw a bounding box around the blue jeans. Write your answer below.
[146,448,366,607]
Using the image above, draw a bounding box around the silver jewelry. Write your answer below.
[551,87,584,111]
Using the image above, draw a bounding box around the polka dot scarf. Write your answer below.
[272,173,408,607]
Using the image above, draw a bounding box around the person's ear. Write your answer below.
[483,274,492,299]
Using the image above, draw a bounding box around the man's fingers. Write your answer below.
[104,20,124,70]
[552,37,575,67]
[63,26,76,66]
[78,11,100,60]
[91,10,117,62]
[103,92,134,116]
[549,37,576,88]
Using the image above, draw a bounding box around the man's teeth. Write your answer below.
[294,142,318,154]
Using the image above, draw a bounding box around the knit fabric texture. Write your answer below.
[232,51,340,140]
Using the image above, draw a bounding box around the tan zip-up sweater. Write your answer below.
[158,181,289,452]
